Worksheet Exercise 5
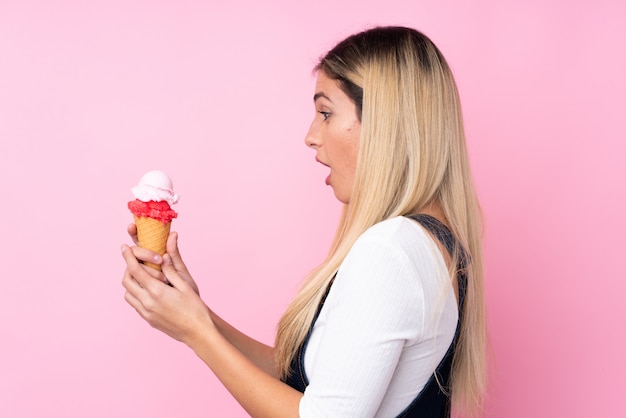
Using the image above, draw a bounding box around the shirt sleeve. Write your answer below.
[299,224,429,417]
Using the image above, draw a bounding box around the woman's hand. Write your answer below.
[122,228,303,417]
[126,224,200,295]
[121,232,208,345]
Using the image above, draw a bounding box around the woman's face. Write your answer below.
[305,72,361,204]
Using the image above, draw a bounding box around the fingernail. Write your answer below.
[121,245,127,253]
[153,254,162,263]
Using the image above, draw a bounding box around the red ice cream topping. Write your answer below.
[128,199,178,223]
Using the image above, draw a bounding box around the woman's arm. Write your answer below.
[183,300,303,418]
[208,308,279,378]
[121,234,302,417]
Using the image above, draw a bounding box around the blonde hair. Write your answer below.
[276,26,487,416]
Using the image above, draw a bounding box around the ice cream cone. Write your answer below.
[134,215,171,270]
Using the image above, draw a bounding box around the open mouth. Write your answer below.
[315,157,331,185]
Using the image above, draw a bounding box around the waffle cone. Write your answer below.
[134,216,171,270]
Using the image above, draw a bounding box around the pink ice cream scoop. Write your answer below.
[131,170,179,206]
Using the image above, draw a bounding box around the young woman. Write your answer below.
[121,26,487,417]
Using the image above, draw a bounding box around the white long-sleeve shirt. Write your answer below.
[299,216,458,417]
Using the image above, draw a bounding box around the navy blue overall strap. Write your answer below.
[282,215,468,418]
[281,276,334,392]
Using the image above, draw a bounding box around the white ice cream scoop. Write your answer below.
[131,170,179,205]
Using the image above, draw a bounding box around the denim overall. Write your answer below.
[283,215,468,418]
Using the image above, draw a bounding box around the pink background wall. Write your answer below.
[1,0,624,416]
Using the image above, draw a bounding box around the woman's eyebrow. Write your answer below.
[313,92,332,103]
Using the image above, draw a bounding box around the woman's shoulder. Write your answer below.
[356,216,432,250]
[341,216,445,279]
[332,215,451,320]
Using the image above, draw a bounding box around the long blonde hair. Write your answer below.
[276,26,487,416]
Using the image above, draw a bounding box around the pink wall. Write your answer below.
[1,0,624,417]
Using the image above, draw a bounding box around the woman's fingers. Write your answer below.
[130,245,162,266]
[166,232,189,273]
[121,245,160,288]
[164,232,200,294]
[122,274,146,312]
[125,245,167,277]
[121,259,154,318]
[127,223,139,245]
[162,253,188,291]
[122,241,172,284]
[122,247,172,316]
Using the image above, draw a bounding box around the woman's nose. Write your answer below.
[305,121,319,148]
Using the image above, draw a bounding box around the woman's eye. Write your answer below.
[319,111,330,121]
